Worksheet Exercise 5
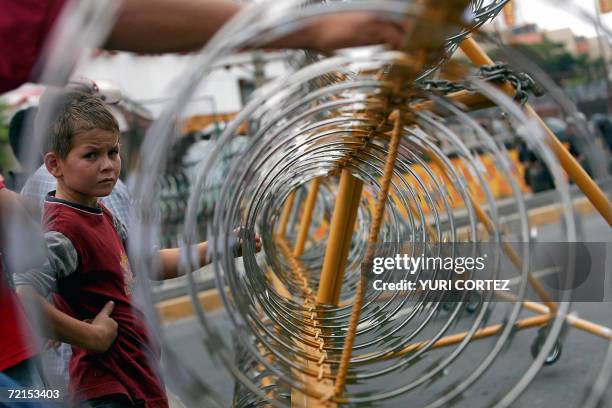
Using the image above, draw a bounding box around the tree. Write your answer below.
[489,40,601,85]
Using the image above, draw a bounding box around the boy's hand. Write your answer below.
[87,301,118,353]
[232,227,262,258]
[254,234,262,253]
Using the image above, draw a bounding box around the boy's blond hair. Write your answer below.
[37,88,119,158]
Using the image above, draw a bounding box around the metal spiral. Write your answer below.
[123,1,610,407]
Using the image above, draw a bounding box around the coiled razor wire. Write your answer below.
[120,1,612,407]
[4,0,610,408]
[285,0,514,85]
[129,0,611,407]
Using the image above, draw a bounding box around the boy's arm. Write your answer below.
[157,242,208,281]
[156,229,262,280]
[157,228,261,280]
[13,231,78,296]
[16,286,118,353]
[110,213,191,281]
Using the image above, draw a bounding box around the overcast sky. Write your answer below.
[504,0,612,38]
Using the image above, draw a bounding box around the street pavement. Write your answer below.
[162,212,612,407]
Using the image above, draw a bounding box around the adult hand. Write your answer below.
[303,12,406,55]
[88,301,118,353]
[43,339,62,351]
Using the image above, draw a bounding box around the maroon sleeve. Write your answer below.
[0,0,68,93]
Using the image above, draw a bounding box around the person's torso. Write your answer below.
[0,180,37,372]
[0,265,37,371]
[43,198,167,407]
[0,0,67,92]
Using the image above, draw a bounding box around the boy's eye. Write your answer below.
[84,152,96,159]
[109,149,119,156]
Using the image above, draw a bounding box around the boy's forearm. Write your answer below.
[16,285,98,351]
[197,242,209,268]
[157,248,180,280]
[157,242,209,280]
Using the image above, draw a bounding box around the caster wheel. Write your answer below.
[442,302,454,312]
[465,292,482,314]
[441,290,462,311]
[530,327,562,366]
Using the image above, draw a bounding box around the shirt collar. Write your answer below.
[45,191,102,214]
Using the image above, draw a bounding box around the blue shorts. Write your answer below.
[78,394,135,408]
[1,358,44,389]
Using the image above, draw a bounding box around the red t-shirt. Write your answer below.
[0,180,37,371]
[43,196,168,408]
[0,0,67,93]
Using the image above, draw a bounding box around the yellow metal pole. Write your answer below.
[495,292,612,340]
[389,314,551,358]
[278,191,296,237]
[318,0,473,310]
[411,89,496,114]
[460,36,612,226]
[331,182,364,305]
[425,148,558,315]
[294,178,322,256]
[317,170,364,305]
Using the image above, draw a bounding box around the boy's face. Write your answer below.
[47,129,121,204]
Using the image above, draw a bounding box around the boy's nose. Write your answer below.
[100,156,115,172]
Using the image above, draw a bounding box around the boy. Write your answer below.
[15,89,260,408]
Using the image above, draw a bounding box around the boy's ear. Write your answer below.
[44,152,62,178]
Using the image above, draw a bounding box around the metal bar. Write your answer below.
[317,170,364,305]
[459,36,612,226]
[294,178,322,256]
[278,191,297,238]
[495,292,612,340]
[425,148,558,315]
[331,181,364,305]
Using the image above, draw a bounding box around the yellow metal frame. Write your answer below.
[268,6,612,407]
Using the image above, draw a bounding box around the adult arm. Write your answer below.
[0,185,41,224]
[104,0,404,53]
[0,186,45,274]
[105,0,241,53]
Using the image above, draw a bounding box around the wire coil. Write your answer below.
[7,1,610,407]
[124,1,609,407]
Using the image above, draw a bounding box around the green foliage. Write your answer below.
[0,102,9,142]
[0,102,12,172]
[489,40,605,85]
